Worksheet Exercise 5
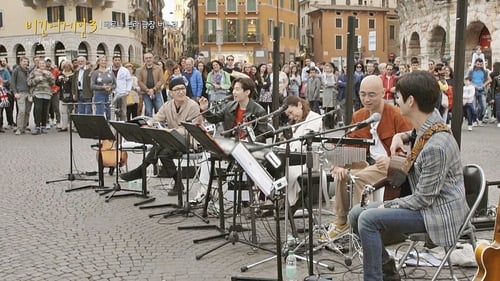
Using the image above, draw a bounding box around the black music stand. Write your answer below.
[46,112,99,190]
[106,121,156,205]
[177,122,229,239]
[68,114,115,191]
[140,127,208,223]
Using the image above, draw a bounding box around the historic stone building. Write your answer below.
[0,0,165,66]
[397,0,499,68]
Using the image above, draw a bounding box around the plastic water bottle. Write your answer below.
[285,250,297,281]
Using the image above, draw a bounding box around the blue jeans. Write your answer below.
[78,91,93,115]
[93,92,110,120]
[143,92,164,117]
[463,103,476,125]
[475,89,486,121]
[348,202,426,281]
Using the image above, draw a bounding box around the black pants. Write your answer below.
[144,145,178,178]
[33,97,50,128]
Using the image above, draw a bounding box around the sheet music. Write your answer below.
[231,142,274,197]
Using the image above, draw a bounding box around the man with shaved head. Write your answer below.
[322,75,412,242]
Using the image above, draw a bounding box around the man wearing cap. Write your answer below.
[120,77,203,196]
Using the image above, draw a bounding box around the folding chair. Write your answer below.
[396,164,487,280]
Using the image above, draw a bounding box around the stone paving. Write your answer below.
[0,121,499,281]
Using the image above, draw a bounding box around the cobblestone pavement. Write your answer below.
[0,122,499,281]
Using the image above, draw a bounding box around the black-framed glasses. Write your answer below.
[171,87,186,94]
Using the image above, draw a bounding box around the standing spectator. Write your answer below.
[322,62,338,128]
[380,63,397,104]
[45,57,60,129]
[55,60,75,132]
[353,62,365,110]
[111,56,132,121]
[182,57,203,101]
[467,58,492,124]
[224,55,236,74]
[256,63,271,108]
[27,59,55,135]
[427,59,436,73]
[242,63,254,80]
[490,62,500,128]
[72,56,93,115]
[11,56,31,135]
[306,68,321,114]
[196,60,209,99]
[0,58,14,130]
[91,56,116,120]
[463,77,477,131]
[364,62,376,76]
[206,60,231,103]
[336,66,348,124]
[410,57,420,72]
[288,64,301,97]
[125,63,140,121]
[137,52,165,117]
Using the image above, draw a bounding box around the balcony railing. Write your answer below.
[23,0,115,8]
[202,33,262,44]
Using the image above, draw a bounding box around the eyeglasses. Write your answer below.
[356,66,362,68]
[227,58,234,61]
[171,87,186,94]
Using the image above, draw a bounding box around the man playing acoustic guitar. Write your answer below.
[348,71,469,281]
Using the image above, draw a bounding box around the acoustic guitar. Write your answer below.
[473,196,500,281]
[96,139,128,168]
[360,155,407,207]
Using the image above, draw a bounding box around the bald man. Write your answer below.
[322,75,413,240]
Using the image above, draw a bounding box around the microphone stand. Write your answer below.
[245,122,366,276]
[255,109,337,140]
[220,106,284,137]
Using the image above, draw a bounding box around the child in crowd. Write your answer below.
[463,77,477,131]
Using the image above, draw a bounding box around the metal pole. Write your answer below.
[272,26,280,129]
[345,16,357,124]
[451,0,468,148]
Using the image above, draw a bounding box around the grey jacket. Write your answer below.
[11,66,30,93]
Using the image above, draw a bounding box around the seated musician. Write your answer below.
[325,75,412,239]
[198,77,268,140]
[348,71,469,281]
[280,96,323,208]
[120,77,203,196]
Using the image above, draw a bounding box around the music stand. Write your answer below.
[70,114,115,191]
[107,121,156,205]
[140,127,208,223]
[46,112,99,190]
[178,122,229,237]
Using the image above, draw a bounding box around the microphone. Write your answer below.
[215,95,233,103]
[270,104,288,116]
[348,112,381,133]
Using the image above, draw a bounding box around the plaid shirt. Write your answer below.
[390,110,469,246]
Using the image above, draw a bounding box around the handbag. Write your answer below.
[0,87,9,108]
[126,92,136,105]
